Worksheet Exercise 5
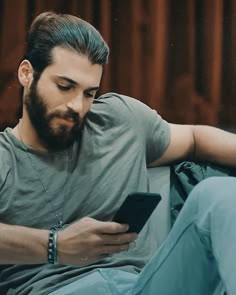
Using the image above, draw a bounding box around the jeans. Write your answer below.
[50,176,236,295]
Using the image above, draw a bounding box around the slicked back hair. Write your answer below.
[24,11,109,79]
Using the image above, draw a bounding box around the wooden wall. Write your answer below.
[0,0,236,130]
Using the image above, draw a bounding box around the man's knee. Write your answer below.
[192,176,236,208]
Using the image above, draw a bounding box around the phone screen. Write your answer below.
[112,192,161,233]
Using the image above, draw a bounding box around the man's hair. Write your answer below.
[23,11,109,78]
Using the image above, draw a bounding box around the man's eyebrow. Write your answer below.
[57,76,78,85]
[57,76,100,91]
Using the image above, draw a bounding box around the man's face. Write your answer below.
[24,47,103,151]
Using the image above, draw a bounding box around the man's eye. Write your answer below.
[85,92,94,98]
[57,84,73,91]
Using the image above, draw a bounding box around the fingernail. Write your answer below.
[121,224,129,231]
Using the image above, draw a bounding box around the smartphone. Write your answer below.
[112,192,162,233]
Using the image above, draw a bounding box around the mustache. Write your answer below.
[49,110,80,124]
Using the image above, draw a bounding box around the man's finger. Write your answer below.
[95,221,130,234]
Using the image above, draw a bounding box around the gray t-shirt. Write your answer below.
[0,93,170,294]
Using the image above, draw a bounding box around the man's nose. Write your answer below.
[66,95,84,115]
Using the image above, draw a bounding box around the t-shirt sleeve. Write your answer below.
[94,93,171,165]
[143,107,170,164]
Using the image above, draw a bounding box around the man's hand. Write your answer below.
[57,217,137,265]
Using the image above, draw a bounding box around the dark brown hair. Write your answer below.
[24,11,109,78]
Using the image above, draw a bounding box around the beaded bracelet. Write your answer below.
[48,226,58,264]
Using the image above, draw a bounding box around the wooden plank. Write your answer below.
[33,0,70,16]
[162,0,199,123]
[0,0,28,128]
[99,0,111,94]
[77,0,93,23]
[221,0,236,126]
[109,0,132,95]
[129,0,143,101]
[145,0,169,109]
[204,0,223,106]
[0,0,28,72]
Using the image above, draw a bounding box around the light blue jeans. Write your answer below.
[50,176,236,295]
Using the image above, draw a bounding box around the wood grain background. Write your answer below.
[0,0,235,130]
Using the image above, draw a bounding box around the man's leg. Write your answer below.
[132,176,236,295]
[48,269,137,295]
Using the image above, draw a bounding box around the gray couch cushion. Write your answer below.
[148,166,171,247]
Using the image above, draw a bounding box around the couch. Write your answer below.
[147,166,171,247]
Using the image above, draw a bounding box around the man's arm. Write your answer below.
[150,124,236,167]
[0,218,136,265]
[0,223,48,264]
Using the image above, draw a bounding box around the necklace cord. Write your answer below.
[17,122,68,228]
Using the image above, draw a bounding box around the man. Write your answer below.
[0,11,236,295]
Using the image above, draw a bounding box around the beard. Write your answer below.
[24,79,83,152]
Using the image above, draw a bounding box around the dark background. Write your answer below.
[1,0,236,131]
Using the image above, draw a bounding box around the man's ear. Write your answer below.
[18,60,34,87]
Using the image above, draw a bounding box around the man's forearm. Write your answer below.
[0,223,48,264]
[193,125,236,166]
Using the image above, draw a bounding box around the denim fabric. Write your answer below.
[51,176,236,295]
[133,176,233,295]
[48,269,137,295]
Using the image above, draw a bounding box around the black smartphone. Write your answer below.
[112,192,162,233]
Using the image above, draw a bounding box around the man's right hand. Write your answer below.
[57,217,137,266]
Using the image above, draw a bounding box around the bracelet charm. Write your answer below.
[48,226,58,264]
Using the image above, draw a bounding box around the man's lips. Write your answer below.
[57,117,75,126]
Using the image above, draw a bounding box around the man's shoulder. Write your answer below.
[85,93,143,136]
[95,92,146,109]
[0,131,13,181]
[0,129,10,148]
[92,92,155,120]
[0,128,16,160]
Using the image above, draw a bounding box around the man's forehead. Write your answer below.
[50,46,90,66]
[44,46,103,86]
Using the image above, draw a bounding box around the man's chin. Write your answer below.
[35,119,83,152]
[44,138,75,152]
[40,131,80,152]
